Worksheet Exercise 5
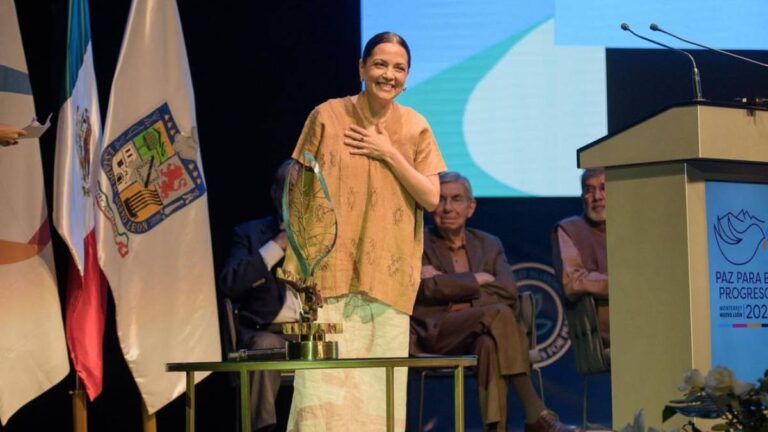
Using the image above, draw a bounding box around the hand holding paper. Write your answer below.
[0,114,52,147]
[21,113,52,139]
[0,123,27,146]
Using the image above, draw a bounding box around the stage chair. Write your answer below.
[416,291,545,431]
[221,297,242,431]
[518,291,545,401]
[222,298,294,431]
[564,294,610,430]
[224,297,238,355]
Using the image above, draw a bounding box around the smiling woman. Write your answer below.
[283,31,447,431]
[357,37,409,111]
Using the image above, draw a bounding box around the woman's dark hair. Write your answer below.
[362,31,411,69]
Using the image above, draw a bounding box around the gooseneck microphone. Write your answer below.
[621,23,704,101]
[650,23,768,70]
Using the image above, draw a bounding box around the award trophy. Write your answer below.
[276,152,342,360]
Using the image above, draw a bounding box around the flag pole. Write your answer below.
[71,375,87,432]
[142,400,157,432]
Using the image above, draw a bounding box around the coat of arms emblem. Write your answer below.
[100,103,205,235]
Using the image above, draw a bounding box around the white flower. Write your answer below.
[732,379,754,397]
[705,366,735,396]
[678,369,706,392]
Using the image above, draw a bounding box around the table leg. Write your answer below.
[240,370,250,432]
[454,366,464,432]
[186,371,195,432]
[386,366,394,432]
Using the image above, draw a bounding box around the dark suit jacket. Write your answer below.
[410,226,518,353]
[219,216,288,345]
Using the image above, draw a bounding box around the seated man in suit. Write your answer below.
[410,171,579,432]
[219,160,300,432]
[552,168,609,346]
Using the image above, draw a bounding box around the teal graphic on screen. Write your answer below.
[706,181,768,382]
[362,0,768,197]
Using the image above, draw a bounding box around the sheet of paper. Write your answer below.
[20,113,52,139]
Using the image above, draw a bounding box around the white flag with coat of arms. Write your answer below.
[96,0,221,413]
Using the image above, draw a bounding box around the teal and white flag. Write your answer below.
[0,0,68,424]
[53,0,106,401]
[96,0,221,413]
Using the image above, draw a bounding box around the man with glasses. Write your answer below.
[411,171,579,432]
[552,168,609,346]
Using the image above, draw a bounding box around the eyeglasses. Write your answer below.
[438,195,470,206]
[582,185,606,197]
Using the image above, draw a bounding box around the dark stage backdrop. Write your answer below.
[606,48,768,134]
[6,0,768,431]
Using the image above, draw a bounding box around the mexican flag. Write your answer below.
[53,0,107,401]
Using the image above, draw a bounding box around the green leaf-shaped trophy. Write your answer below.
[276,152,342,360]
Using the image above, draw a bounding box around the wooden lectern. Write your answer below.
[577,101,768,428]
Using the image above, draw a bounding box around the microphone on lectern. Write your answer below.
[650,23,768,70]
[621,23,704,101]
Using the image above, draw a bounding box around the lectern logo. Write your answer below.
[511,262,570,367]
[713,210,768,265]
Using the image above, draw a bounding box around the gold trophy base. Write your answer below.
[282,322,342,360]
[286,340,338,360]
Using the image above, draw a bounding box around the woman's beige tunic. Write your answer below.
[288,93,446,314]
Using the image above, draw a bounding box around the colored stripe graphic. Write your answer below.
[0,64,32,95]
[0,219,52,264]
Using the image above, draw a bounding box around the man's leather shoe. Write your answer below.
[524,410,583,432]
